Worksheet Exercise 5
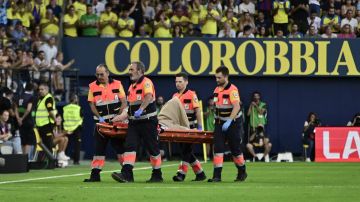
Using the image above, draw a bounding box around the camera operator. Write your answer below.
[246,125,272,162]
[347,113,360,127]
[303,112,321,162]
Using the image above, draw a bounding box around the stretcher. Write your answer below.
[96,122,213,144]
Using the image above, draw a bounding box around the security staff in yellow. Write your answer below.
[35,83,57,152]
[63,94,83,165]
[84,64,127,182]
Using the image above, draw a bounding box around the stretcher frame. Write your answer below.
[96,122,213,144]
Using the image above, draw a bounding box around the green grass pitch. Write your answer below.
[0,161,359,202]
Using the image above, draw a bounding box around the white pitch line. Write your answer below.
[0,163,179,185]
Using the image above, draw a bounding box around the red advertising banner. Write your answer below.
[315,127,360,162]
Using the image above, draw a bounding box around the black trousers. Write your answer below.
[179,124,198,164]
[214,119,243,156]
[67,126,82,163]
[37,123,54,150]
[94,126,124,156]
[125,118,160,157]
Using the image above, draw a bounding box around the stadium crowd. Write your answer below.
[57,0,360,38]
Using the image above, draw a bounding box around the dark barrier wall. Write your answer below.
[63,38,360,158]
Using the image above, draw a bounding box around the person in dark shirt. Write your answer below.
[15,83,36,157]
[290,0,309,35]
[124,0,144,35]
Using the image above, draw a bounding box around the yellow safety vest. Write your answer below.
[63,104,83,132]
[35,94,55,127]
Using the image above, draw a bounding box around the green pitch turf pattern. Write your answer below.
[0,162,359,202]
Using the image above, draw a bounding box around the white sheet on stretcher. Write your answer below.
[157,97,190,130]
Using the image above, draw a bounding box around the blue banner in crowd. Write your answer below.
[63,38,360,77]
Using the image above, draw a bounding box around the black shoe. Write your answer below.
[146,176,163,183]
[84,169,101,182]
[207,178,221,182]
[83,177,100,182]
[73,161,80,165]
[192,172,206,181]
[234,172,248,182]
[172,173,185,182]
[111,172,134,183]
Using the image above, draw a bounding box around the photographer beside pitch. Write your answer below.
[246,125,272,162]
[303,112,321,162]
[347,113,360,127]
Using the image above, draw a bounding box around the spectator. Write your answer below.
[39,36,57,64]
[321,25,338,38]
[199,2,220,37]
[255,11,271,35]
[80,4,99,37]
[303,112,321,162]
[153,10,171,37]
[188,0,203,29]
[53,113,70,161]
[246,125,272,162]
[212,0,223,16]
[321,7,340,33]
[92,0,105,16]
[99,3,118,38]
[9,22,26,48]
[156,95,164,113]
[221,8,238,32]
[0,110,22,154]
[14,82,36,158]
[288,23,303,38]
[347,113,360,126]
[223,0,240,17]
[338,24,356,38]
[118,8,135,38]
[257,0,273,18]
[51,52,75,96]
[238,12,255,33]
[307,11,321,34]
[184,23,201,37]
[247,91,267,134]
[256,26,270,38]
[30,25,42,52]
[304,25,321,38]
[33,50,50,83]
[239,0,255,15]
[238,24,255,38]
[309,0,320,16]
[124,0,144,36]
[272,0,291,36]
[46,0,62,19]
[218,22,236,38]
[172,24,184,37]
[171,6,189,34]
[32,0,47,25]
[63,5,79,37]
[290,0,309,35]
[73,0,87,18]
[0,0,7,27]
[135,25,150,37]
[40,9,59,39]
[142,0,155,23]
[341,9,358,33]
[18,5,34,29]
[341,0,356,18]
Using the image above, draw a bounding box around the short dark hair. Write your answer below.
[2,87,13,96]
[24,83,34,91]
[39,83,49,88]
[215,66,229,76]
[131,61,145,74]
[70,93,78,103]
[175,72,188,81]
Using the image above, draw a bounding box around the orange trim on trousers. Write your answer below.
[150,155,162,169]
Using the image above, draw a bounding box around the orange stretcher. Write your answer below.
[96,122,213,144]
